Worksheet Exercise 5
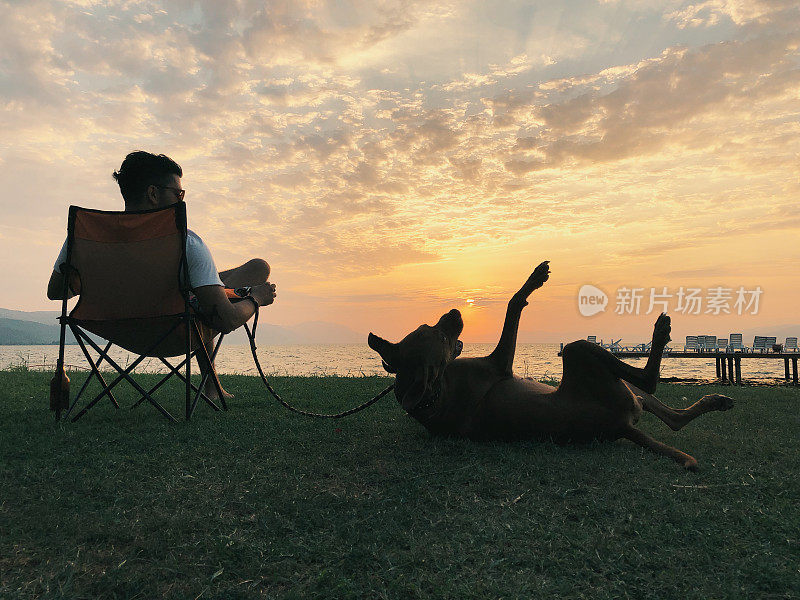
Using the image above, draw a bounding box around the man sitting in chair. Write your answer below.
[47,151,276,401]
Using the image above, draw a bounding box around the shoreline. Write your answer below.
[4,367,795,387]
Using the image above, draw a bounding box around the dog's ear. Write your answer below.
[398,365,430,412]
[368,333,398,370]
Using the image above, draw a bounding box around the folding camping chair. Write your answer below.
[55,203,228,422]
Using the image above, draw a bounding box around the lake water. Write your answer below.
[0,343,790,381]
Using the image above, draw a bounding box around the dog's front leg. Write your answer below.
[488,261,550,374]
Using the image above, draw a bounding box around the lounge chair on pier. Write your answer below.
[684,335,699,351]
[752,336,770,353]
[702,335,718,351]
[587,335,598,344]
[785,337,798,352]
[728,333,744,352]
[717,338,728,352]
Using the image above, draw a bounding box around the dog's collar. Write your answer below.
[409,381,441,416]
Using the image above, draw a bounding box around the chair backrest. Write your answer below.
[717,338,728,348]
[729,333,743,349]
[64,204,191,356]
[685,335,698,349]
[752,336,767,350]
[587,335,597,344]
[68,204,187,320]
[703,335,717,349]
[785,337,798,349]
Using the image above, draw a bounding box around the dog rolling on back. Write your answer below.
[369,261,733,470]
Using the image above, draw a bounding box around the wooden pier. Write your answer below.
[558,346,800,385]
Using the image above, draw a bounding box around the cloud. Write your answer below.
[495,31,800,171]
[2,0,800,333]
[666,0,799,28]
[240,0,431,65]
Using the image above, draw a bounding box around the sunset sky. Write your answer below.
[1,0,798,344]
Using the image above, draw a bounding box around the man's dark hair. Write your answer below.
[112,151,182,206]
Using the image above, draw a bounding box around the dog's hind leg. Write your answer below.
[622,424,699,471]
[567,314,671,394]
[624,383,733,431]
[488,261,550,374]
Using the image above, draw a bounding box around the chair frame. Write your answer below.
[56,203,227,422]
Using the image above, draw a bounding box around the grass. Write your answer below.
[0,370,798,599]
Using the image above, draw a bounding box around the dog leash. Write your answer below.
[242,302,395,418]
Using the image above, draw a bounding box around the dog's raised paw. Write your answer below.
[530,260,550,288]
[652,313,671,346]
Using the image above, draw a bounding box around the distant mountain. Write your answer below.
[222,320,364,344]
[288,321,364,344]
[0,308,62,325]
[0,308,365,345]
[223,323,308,345]
[0,318,77,345]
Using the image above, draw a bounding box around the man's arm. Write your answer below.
[46,270,78,301]
[192,282,275,334]
[47,239,77,300]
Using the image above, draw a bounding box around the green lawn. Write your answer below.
[1,370,798,599]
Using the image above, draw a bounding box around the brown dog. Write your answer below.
[368,261,733,470]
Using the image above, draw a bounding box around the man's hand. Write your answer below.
[251,282,277,306]
[194,282,269,334]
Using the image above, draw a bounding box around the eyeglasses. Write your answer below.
[157,185,185,201]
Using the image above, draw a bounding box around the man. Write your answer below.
[47,151,276,401]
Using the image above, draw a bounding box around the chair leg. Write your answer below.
[185,315,192,420]
[191,322,227,412]
[189,331,229,417]
[67,331,121,418]
[65,340,112,419]
[131,357,220,412]
[130,356,189,410]
[63,318,232,423]
[129,355,221,413]
[71,333,176,423]
[85,339,119,408]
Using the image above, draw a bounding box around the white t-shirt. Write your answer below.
[53,229,224,289]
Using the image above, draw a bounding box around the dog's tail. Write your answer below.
[622,425,698,471]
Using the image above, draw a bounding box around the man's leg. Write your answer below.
[219,258,270,289]
[201,258,271,399]
[196,322,230,402]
